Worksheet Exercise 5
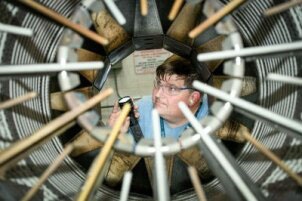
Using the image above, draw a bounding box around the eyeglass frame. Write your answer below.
[153,79,194,96]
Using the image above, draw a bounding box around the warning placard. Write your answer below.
[133,49,172,74]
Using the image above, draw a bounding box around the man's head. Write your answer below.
[155,59,204,88]
[152,58,206,126]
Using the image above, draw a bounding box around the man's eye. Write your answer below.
[169,86,177,92]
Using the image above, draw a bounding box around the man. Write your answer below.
[106,58,210,194]
[108,58,208,139]
[69,57,248,195]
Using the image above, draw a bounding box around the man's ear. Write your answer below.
[189,91,201,106]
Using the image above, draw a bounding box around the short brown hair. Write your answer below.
[156,58,205,88]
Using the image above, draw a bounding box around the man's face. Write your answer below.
[152,74,192,122]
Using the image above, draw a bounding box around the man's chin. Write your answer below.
[155,109,164,117]
[154,104,165,113]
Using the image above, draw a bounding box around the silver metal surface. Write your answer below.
[104,0,126,25]
[56,0,244,157]
[57,46,78,63]
[60,4,93,48]
[1,0,301,200]
[134,137,180,156]
[193,80,302,139]
[202,0,237,34]
[187,0,204,4]
[81,0,104,12]
[0,62,104,74]
[58,71,80,91]
[64,92,100,131]
[198,41,302,61]
[134,0,163,36]
[0,23,33,37]
[119,171,133,201]
[152,109,170,201]
[90,127,135,153]
[178,102,262,201]
[267,73,302,86]
[210,101,233,122]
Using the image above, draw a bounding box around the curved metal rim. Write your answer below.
[57,0,245,157]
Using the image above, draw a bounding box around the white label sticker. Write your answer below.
[133,49,172,74]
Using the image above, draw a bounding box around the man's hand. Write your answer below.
[107,101,139,134]
[108,101,129,134]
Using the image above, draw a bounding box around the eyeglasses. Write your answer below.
[153,79,193,96]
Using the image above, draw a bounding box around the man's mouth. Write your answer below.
[154,100,166,107]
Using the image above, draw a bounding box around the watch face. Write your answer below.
[119,96,131,104]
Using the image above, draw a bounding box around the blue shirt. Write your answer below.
[136,95,208,139]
